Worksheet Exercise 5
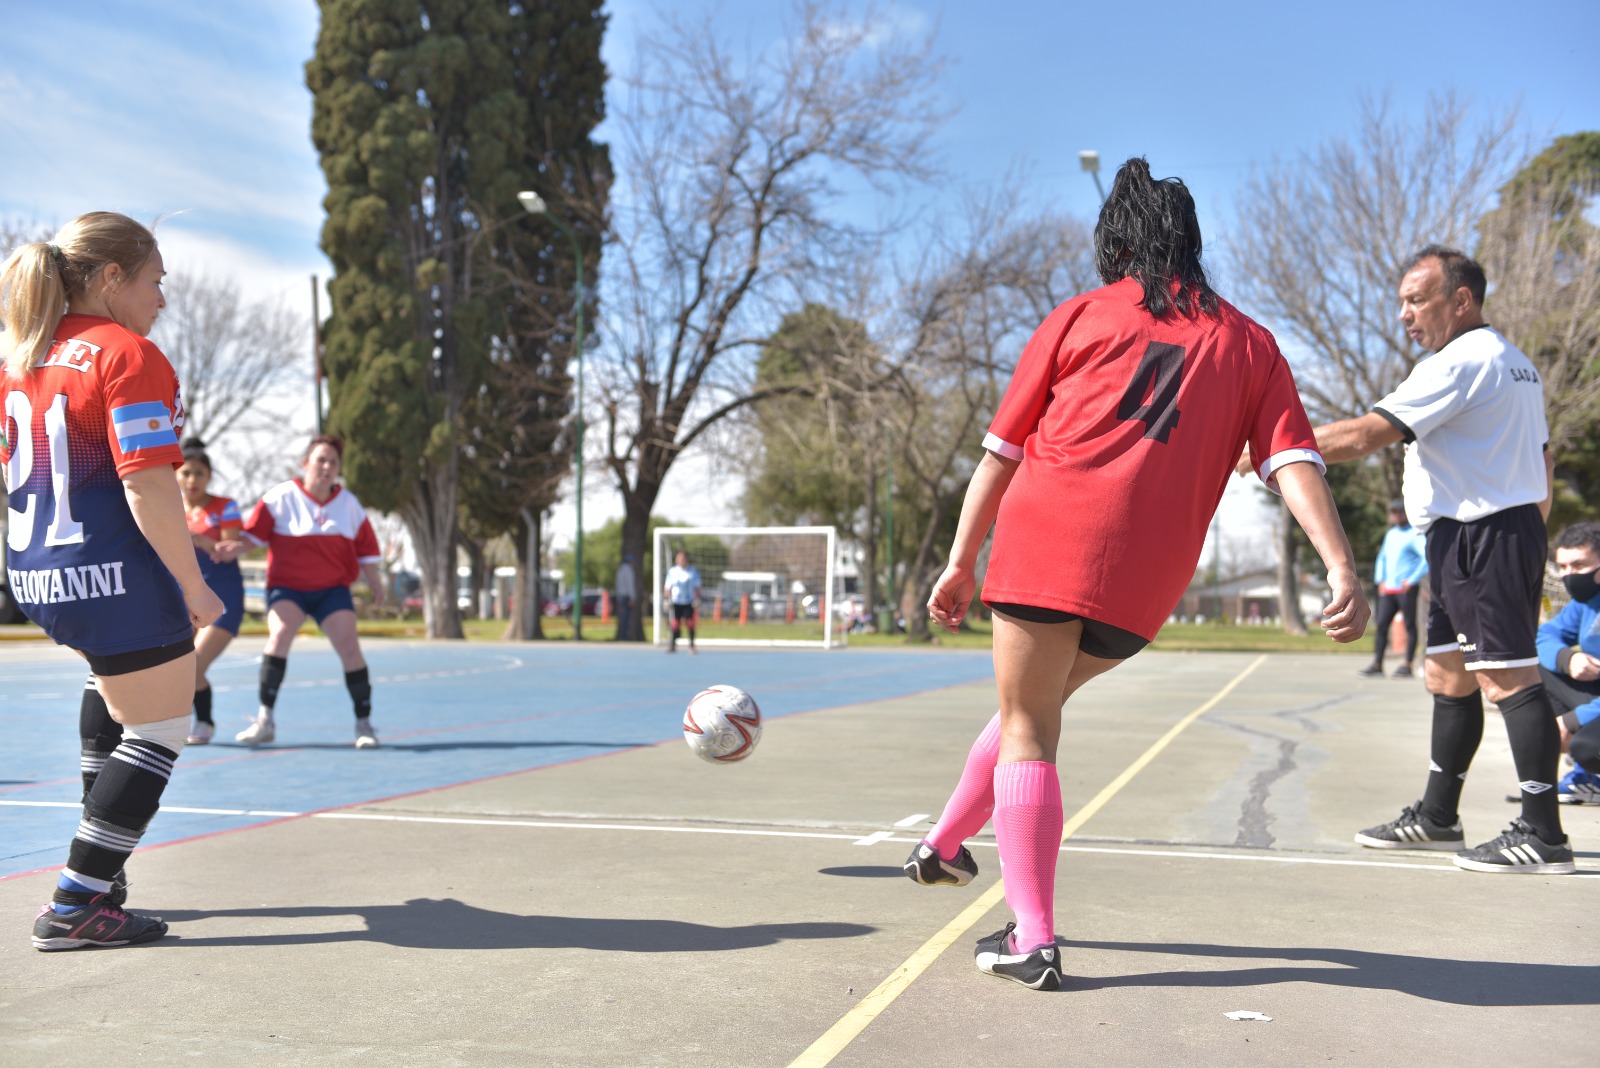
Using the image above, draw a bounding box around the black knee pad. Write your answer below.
[345,667,372,717]
[260,654,288,709]
[83,739,177,835]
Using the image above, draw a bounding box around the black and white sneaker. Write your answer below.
[1353,801,1464,850]
[32,894,167,951]
[975,922,1062,991]
[1452,819,1576,874]
[903,840,979,887]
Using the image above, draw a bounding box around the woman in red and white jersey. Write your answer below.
[234,434,385,749]
[177,437,246,744]
[2,211,223,951]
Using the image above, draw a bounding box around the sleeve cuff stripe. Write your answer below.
[982,432,1024,461]
[1371,407,1415,444]
[1257,448,1326,494]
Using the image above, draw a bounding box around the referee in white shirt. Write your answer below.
[1297,245,1571,874]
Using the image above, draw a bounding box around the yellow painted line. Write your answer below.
[788,653,1269,1068]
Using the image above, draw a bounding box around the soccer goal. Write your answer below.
[652,526,846,649]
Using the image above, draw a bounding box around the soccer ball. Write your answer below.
[682,684,762,764]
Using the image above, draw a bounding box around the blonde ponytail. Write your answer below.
[1,212,157,375]
[1,243,69,374]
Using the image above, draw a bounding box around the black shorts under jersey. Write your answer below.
[1424,503,1545,670]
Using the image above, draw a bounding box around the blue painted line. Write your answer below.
[1,643,994,878]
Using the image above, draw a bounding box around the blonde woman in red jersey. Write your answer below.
[909,160,1369,990]
[235,434,385,748]
[3,212,223,949]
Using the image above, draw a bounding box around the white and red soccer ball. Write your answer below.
[682,684,762,763]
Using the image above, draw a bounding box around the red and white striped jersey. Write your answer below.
[242,479,380,591]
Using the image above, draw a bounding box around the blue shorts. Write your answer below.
[199,558,246,635]
[267,585,355,625]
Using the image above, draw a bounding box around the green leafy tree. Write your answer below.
[1476,133,1600,528]
[307,0,607,638]
[743,304,886,613]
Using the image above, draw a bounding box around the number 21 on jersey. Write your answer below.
[3,391,84,551]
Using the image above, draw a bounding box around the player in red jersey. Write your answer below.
[906,160,1368,991]
[234,434,385,748]
[177,437,246,743]
[2,211,223,950]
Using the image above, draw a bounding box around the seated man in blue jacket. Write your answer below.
[1536,520,1600,803]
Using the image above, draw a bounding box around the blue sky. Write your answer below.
[3,1,1596,545]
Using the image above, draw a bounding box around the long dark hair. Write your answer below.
[1093,157,1218,320]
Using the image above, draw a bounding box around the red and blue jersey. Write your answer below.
[1,314,191,655]
[187,493,243,583]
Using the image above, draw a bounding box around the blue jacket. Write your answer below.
[1537,593,1600,726]
[1374,524,1427,592]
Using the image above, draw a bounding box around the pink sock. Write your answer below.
[924,711,1001,861]
[992,760,1062,953]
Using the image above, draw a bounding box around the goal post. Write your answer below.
[653,526,846,649]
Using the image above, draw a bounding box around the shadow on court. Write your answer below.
[151,900,874,952]
[816,865,906,879]
[1062,938,1600,1006]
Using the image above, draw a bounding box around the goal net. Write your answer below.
[652,526,845,649]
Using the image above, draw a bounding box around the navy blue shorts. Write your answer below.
[267,584,355,624]
[200,560,245,635]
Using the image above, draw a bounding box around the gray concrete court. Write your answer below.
[2,644,1597,1067]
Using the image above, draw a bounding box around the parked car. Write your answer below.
[543,589,605,617]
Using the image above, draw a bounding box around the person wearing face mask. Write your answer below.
[1535,521,1600,803]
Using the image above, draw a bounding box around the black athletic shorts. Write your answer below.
[82,637,194,678]
[985,602,1149,660]
[1424,503,1545,670]
[671,603,696,622]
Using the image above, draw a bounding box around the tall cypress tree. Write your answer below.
[307,0,607,638]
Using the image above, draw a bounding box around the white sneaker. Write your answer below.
[354,718,379,749]
[235,718,275,746]
[186,721,214,745]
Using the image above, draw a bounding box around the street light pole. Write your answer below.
[518,191,586,640]
[1078,150,1106,205]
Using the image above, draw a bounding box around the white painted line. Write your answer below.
[0,799,1495,873]
[893,813,930,828]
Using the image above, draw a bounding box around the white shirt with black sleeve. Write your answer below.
[1371,326,1547,532]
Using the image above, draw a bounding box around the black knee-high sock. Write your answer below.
[259,654,288,713]
[59,737,176,903]
[1420,691,1484,826]
[345,668,372,719]
[193,685,213,725]
[1499,685,1564,843]
[79,679,123,803]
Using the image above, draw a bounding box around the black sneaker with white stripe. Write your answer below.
[1452,819,1576,874]
[974,922,1062,990]
[903,840,979,887]
[1353,801,1464,851]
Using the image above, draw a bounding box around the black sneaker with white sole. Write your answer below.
[32,894,167,951]
[974,922,1062,991]
[903,840,979,887]
[1353,801,1464,850]
[1452,819,1576,874]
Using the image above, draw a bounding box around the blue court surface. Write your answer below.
[0,640,995,879]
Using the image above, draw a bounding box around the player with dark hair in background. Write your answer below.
[913,159,1368,990]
